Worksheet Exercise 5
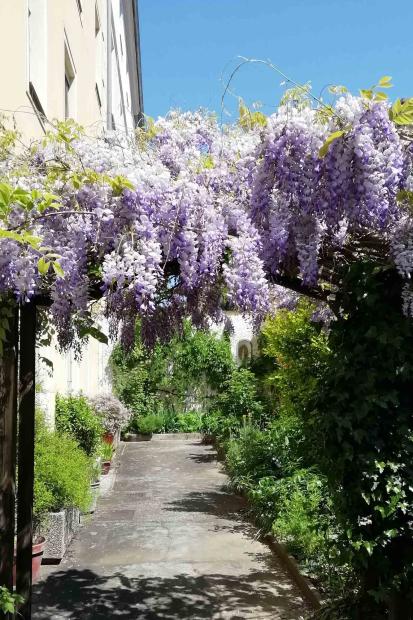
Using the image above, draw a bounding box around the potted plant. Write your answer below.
[89,394,131,449]
[11,536,46,585]
[100,442,114,475]
[34,411,92,563]
[85,460,101,514]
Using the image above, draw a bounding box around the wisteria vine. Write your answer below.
[0,85,413,350]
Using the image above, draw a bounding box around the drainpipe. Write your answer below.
[106,0,112,129]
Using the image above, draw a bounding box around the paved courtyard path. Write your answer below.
[33,438,309,619]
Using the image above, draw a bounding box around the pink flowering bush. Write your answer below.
[89,394,131,434]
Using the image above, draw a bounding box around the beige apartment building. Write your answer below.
[0,0,143,137]
[0,0,144,422]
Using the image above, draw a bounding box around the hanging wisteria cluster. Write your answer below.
[0,91,412,349]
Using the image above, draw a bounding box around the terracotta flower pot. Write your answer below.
[102,432,114,445]
[101,460,111,475]
[13,536,46,585]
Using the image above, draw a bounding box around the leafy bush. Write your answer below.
[55,394,104,457]
[34,413,92,530]
[132,413,166,435]
[176,410,203,432]
[214,368,263,423]
[0,586,23,617]
[200,410,240,440]
[89,393,131,434]
[111,319,235,422]
[260,300,329,424]
[110,324,151,417]
[310,263,413,612]
[225,425,281,489]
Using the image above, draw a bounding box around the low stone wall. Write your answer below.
[42,507,80,563]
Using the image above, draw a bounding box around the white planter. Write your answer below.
[83,480,100,514]
[42,507,80,563]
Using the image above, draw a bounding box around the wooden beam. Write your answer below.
[0,304,18,589]
[16,302,36,619]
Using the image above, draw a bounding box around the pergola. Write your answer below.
[1,301,36,619]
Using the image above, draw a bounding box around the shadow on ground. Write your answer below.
[33,568,305,619]
[187,449,217,464]
[166,489,247,518]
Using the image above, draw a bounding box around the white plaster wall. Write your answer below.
[211,311,258,364]
[0,1,141,423]
[0,0,139,137]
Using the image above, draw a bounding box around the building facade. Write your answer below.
[0,0,143,137]
[0,0,144,423]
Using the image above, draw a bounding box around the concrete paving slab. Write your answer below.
[33,439,309,620]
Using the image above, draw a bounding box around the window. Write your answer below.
[237,340,252,365]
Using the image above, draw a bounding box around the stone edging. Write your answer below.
[123,432,204,441]
[152,432,203,440]
[263,535,322,610]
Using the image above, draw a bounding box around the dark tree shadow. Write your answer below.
[33,568,307,619]
[187,451,216,464]
[166,489,247,519]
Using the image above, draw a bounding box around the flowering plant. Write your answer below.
[89,394,131,434]
[0,83,412,351]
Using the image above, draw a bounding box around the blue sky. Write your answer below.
[138,0,413,120]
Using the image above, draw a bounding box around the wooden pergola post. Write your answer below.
[0,304,18,590]
[16,301,37,619]
[0,301,37,619]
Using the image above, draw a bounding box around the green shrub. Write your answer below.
[110,319,235,420]
[270,470,331,559]
[34,413,92,530]
[310,263,413,611]
[176,410,203,432]
[134,413,166,434]
[260,300,329,424]
[248,470,348,595]
[55,394,104,457]
[225,425,281,489]
[214,368,263,422]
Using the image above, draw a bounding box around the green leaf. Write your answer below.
[39,355,54,370]
[12,187,32,208]
[0,229,41,248]
[389,98,413,125]
[378,75,393,88]
[374,91,388,101]
[0,183,12,206]
[397,189,413,208]
[52,261,64,278]
[79,325,108,344]
[328,85,348,95]
[319,129,347,158]
[37,256,50,275]
[363,541,374,556]
[360,89,373,100]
